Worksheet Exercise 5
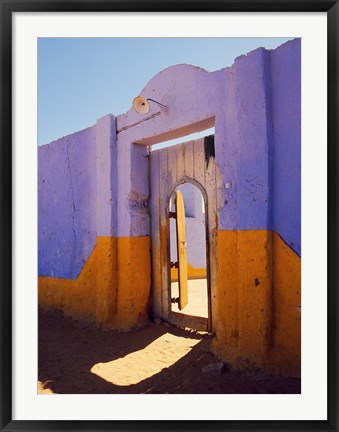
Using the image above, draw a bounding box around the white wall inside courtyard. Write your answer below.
[170,183,206,269]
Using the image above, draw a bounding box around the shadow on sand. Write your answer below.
[38,308,301,394]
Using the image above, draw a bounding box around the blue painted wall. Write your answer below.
[217,39,301,256]
[38,125,97,279]
[270,39,301,255]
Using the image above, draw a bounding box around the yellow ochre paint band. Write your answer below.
[39,236,151,330]
[171,264,207,281]
[213,229,301,377]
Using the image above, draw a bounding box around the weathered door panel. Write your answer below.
[150,149,162,318]
[174,190,188,310]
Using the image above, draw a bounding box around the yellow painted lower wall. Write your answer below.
[171,264,207,281]
[270,232,301,377]
[39,236,151,330]
[212,230,301,377]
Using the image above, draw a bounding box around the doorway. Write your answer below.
[149,136,217,333]
[168,182,210,328]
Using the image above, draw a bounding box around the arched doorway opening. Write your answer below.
[167,180,211,331]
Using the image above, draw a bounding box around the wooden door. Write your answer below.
[149,135,218,332]
[174,190,188,310]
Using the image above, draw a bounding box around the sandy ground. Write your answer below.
[171,279,208,317]
[38,308,300,394]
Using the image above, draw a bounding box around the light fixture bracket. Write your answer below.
[133,96,168,114]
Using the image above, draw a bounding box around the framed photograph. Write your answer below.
[1,1,337,431]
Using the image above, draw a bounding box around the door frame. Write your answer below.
[165,176,212,332]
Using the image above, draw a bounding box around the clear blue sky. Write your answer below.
[38,37,291,146]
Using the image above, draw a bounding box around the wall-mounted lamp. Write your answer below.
[133,96,168,114]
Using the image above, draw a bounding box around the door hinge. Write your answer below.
[170,261,179,269]
[169,212,176,219]
[171,297,179,304]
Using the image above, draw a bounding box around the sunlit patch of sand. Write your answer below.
[38,381,56,394]
[171,278,208,317]
[91,332,201,386]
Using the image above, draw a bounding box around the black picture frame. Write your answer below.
[1,1,337,431]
